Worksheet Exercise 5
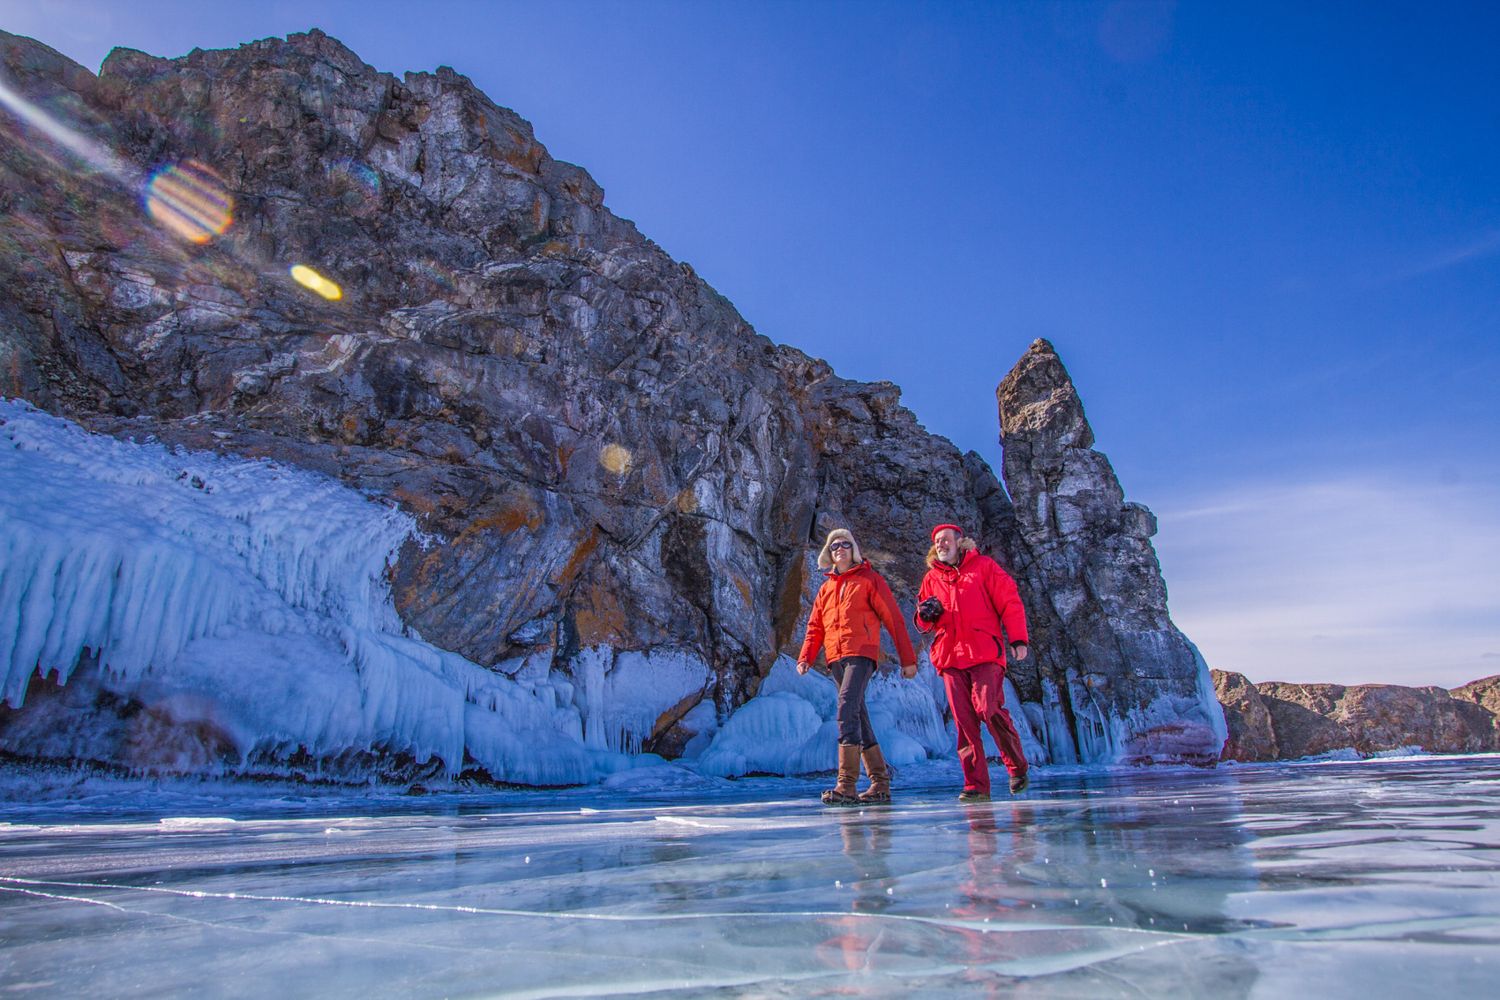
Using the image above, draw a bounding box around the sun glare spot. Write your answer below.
[144,160,233,243]
[290,264,344,301]
[600,444,633,476]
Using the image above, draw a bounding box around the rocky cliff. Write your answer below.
[0,28,1224,780]
[991,342,1227,764]
[1213,669,1500,761]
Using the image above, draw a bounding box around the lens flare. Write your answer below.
[328,158,382,217]
[290,264,343,301]
[0,72,134,181]
[600,444,633,476]
[144,160,233,243]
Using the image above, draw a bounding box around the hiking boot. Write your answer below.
[857,744,891,804]
[957,790,991,804]
[1009,769,1030,795]
[822,744,862,806]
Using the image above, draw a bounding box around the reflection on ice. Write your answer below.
[2,756,1498,995]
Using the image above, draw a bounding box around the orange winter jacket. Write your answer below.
[798,561,917,668]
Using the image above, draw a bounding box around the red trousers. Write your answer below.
[942,661,1027,794]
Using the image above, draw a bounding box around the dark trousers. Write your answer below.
[831,655,877,748]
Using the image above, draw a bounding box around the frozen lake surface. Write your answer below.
[3,755,1499,997]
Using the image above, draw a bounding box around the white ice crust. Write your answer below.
[0,401,698,784]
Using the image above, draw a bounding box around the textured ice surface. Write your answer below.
[2,755,1497,997]
[698,658,946,777]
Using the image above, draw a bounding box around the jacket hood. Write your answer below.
[817,528,864,570]
[925,536,977,570]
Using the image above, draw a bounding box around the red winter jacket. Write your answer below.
[798,561,917,668]
[914,544,1028,671]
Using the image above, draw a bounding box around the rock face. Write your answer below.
[0,28,804,737]
[1212,670,1500,760]
[0,28,1224,778]
[1212,670,1279,762]
[1451,675,1500,720]
[994,341,1226,764]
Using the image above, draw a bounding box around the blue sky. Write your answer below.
[4,0,1497,687]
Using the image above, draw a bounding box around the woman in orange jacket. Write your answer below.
[797,527,918,805]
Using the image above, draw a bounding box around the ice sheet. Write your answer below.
[2,755,1497,996]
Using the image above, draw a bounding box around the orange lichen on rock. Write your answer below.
[389,487,438,517]
[773,557,808,652]
[557,525,600,587]
[573,578,630,646]
[652,687,710,743]
[467,499,543,536]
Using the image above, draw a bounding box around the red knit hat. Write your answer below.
[930,523,964,543]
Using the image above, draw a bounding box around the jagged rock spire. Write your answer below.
[995,338,1225,764]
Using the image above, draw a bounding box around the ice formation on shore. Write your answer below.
[2,400,1226,785]
[0,401,652,783]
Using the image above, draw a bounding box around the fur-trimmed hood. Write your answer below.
[925,536,977,570]
[816,528,864,570]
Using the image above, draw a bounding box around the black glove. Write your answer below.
[917,597,944,623]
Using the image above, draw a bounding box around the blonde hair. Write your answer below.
[817,527,864,570]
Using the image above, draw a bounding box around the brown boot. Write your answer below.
[857,744,891,804]
[821,744,862,805]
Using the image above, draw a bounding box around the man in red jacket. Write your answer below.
[914,523,1031,801]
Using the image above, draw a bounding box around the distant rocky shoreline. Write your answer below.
[1214,670,1500,762]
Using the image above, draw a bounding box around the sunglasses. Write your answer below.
[829,541,853,550]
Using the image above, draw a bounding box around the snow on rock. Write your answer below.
[675,699,720,760]
[600,761,729,793]
[0,401,701,786]
[867,667,952,757]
